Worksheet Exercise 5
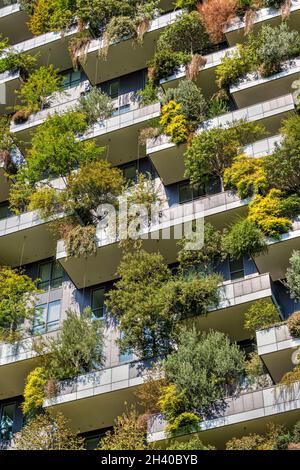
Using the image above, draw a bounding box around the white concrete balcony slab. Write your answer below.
[255,217,300,281]
[257,324,300,383]
[243,134,282,158]
[43,360,152,433]
[81,9,183,85]
[148,381,300,449]
[160,46,235,97]
[225,1,300,46]
[56,192,247,288]
[147,95,294,184]
[0,1,31,44]
[230,57,300,108]
[0,210,63,266]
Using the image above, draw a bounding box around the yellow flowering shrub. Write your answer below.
[159,100,189,145]
[22,367,47,417]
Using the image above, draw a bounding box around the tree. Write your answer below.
[11,412,85,450]
[22,367,47,418]
[285,251,300,302]
[177,222,226,274]
[159,100,189,145]
[34,308,104,381]
[184,121,265,188]
[15,65,62,115]
[164,328,245,417]
[199,0,237,43]
[264,115,300,194]
[0,266,40,342]
[222,218,267,260]
[244,299,280,337]
[162,80,208,129]
[77,87,114,125]
[224,154,268,199]
[97,407,147,450]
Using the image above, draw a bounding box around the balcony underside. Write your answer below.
[225,4,300,46]
[0,72,21,115]
[231,68,300,109]
[0,219,57,266]
[255,228,300,281]
[0,7,31,45]
[0,356,38,400]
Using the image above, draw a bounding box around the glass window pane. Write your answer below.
[91,288,105,319]
[179,183,193,204]
[0,202,10,220]
[193,184,205,199]
[47,300,61,323]
[38,262,51,289]
[123,164,137,183]
[109,80,119,98]
[0,403,15,441]
[51,262,63,288]
[229,258,244,280]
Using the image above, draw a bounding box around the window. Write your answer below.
[109,79,120,99]
[229,258,244,281]
[0,403,15,442]
[60,69,84,90]
[33,300,61,334]
[122,162,137,183]
[83,427,113,450]
[179,181,205,204]
[0,201,11,220]
[91,287,106,320]
[37,260,64,290]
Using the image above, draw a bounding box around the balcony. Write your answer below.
[255,217,300,281]
[0,210,63,266]
[243,135,282,158]
[257,324,300,383]
[43,360,152,433]
[148,381,300,449]
[0,1,31,44]
[81,9,183,85]
[147,95,294,185]
[193,273,275,342]
[230,57,300,108]
[0,69,21,115]
[160,46,234,97]
[225,0,300,46]
[56,194,247,288]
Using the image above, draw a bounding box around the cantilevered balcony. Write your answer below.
[255,217,300,281]
[43,360,151,433]
[257,324,300,383]
[225,0,300,46]
[56,194,247,288]
[0,1,31,44]
[160,46,235,97]
[194,273,275,342]
[230,57,300,108]
[147,95,294,185]
[81,9,183,85]
[148,381,300,449]
[0,210,63,266]
[243,135,282,158]
[0,69,21,114]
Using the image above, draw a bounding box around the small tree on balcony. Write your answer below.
[11,411,85,450]
[0,266,40,342]
[77,87,114,125]
[222,218,267,260]
[244,299,281,337]
[184,120,265,188]
[224,154,269,199]
[285,251,300,302]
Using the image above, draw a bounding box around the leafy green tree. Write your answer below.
[11,411,85,450]
[97,407,147,450]
[15,65,62,115]
[177,222,226,274]
[0,266,40,342]
[224,154,268,199]
[184,121,265,188]
[22,367,47,418]
[77,87,114,125]
[222,218,267,259]
[285,251,300,302]
[164,328,245,417]
[264,115,300,194]
[244,299,281,337]
[34,308,104,381]
[162,80,208,129]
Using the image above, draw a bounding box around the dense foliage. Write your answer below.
[244,299,281,337]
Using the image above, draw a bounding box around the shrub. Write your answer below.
[244,299,280,337]
[0,267,40,342]
[22,367,47,418]
[165,412,201,437]
[248,189,293,239]
[148,49,190,85]
[280,366,300,385]
[287,311,300,338]
[15,65,62,115]
[158,384,187,424]
[285,251,300,301]
[226,433,266,450]
[224,154,268,199]
[12,411,85,450]
[167,437,215,450]
[162,80,208,129]
[199,0,238,43]
[222,218,267,259]
[64,225,97,258]
[216,44,254,89]
[77,87,114,125]
[245,352,269,387]
[159,100,189,145]
[164,328,245,417]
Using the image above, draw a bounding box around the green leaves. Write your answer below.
[222,219,267,260]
